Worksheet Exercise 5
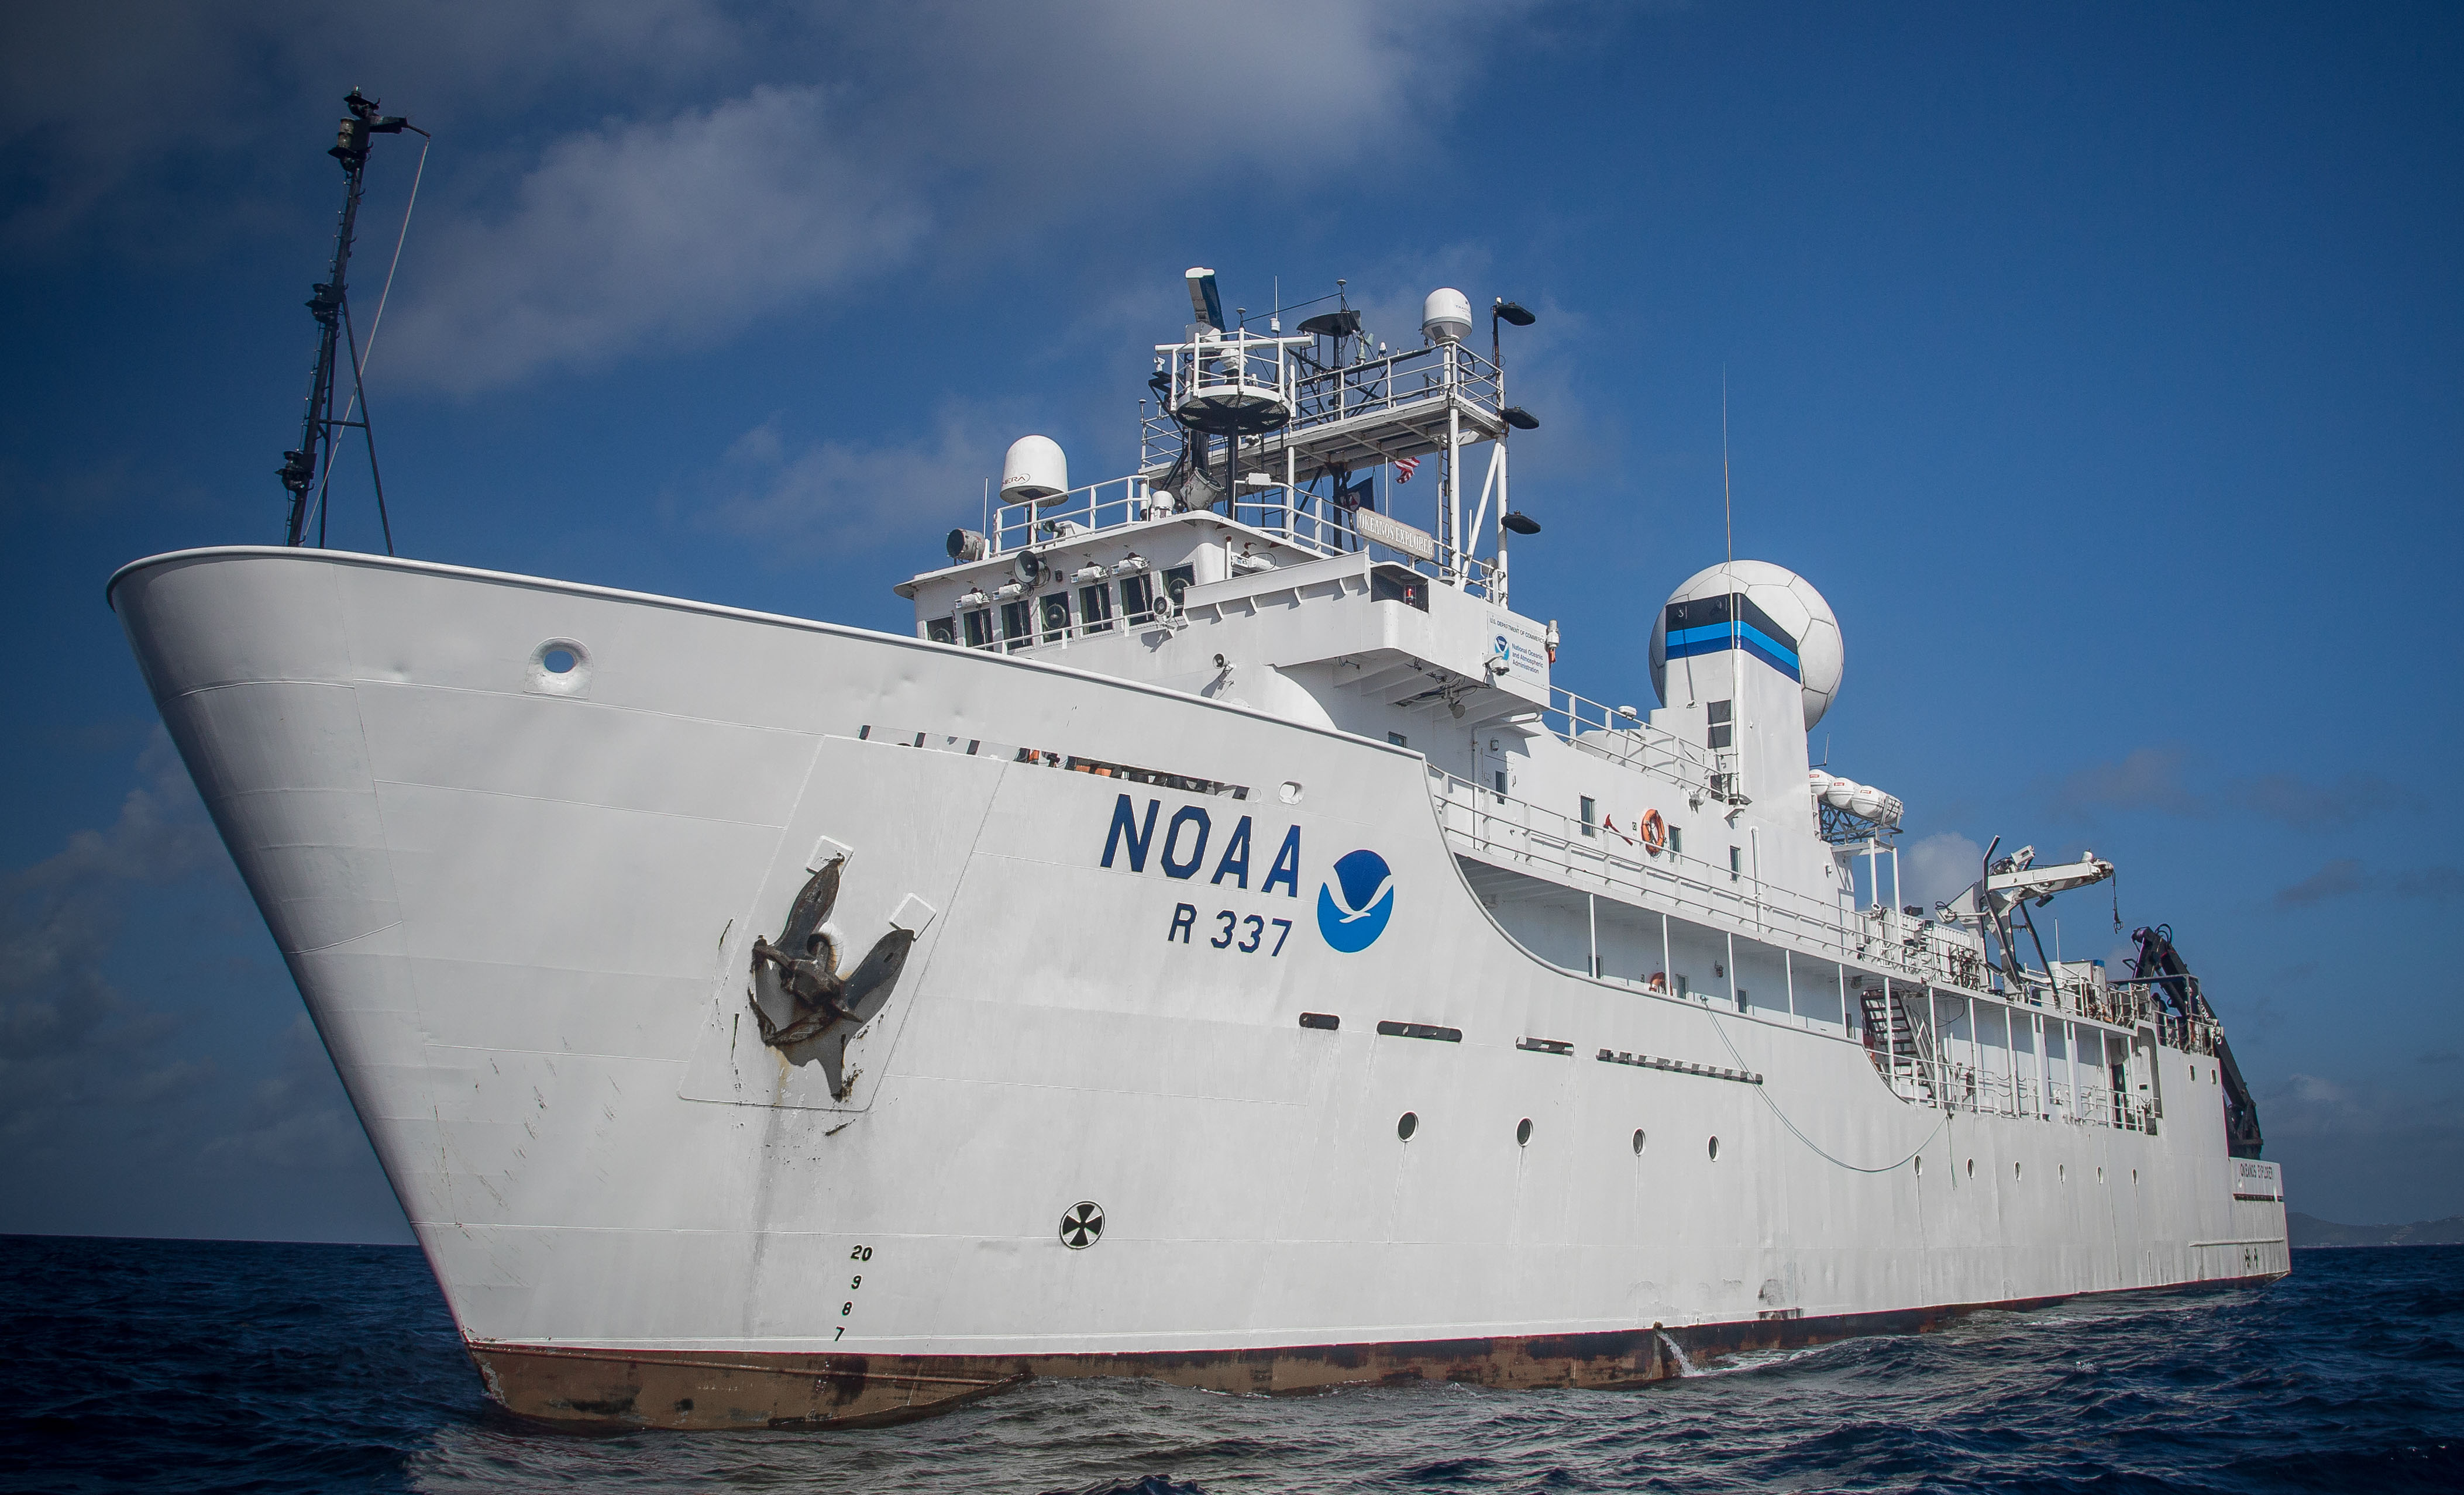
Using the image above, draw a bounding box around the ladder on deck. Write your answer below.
[1859,987,1936,1103]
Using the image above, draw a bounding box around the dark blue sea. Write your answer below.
[4,1236,2459,1493]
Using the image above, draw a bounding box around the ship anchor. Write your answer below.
[747,857,915,1096]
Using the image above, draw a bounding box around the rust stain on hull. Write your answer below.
[472,1270,2287,1431]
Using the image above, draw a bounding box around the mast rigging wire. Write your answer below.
[303,130,428,550]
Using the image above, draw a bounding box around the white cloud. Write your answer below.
[383,2,1517,388]
[386,84,928,391]
[0,731,225,1151]
[701,405,1021,562]
[0,0,751,249]
[4,0,1530,387]
[0,729,380,1235]
[1901,829,1983,912]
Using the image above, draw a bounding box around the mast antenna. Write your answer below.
[1722,363,1739,804]
[278,88,423,552]
[1721,364,1733,564]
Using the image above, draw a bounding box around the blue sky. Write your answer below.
[3,2,2458,1241]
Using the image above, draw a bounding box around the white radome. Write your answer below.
[1000,435,1070,508]
[1649,559,1844,729]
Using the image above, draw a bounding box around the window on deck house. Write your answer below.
[1080,583,1114,633]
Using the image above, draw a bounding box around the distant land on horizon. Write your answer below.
[2289,1212,2464,1248]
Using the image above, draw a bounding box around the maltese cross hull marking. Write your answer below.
[1060,1201,1104,1249]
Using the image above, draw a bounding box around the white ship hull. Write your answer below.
[113,546,2287,1428]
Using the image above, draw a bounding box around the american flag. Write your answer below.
[1393,455,1420,483]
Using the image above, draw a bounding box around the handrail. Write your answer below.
[1434,765,2179,1138]
[1540,688,1709,793]
[1430,765,2217,1057]
[1140,340,1504,474]
[1427,766,1866,962]
[976,474,1498,606]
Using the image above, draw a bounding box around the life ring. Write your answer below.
[1639,808,1667,855]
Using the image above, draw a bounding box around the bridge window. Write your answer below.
[1080,583,1114,633]
[1000,600,1033,646]
[1120,574,1155,621]
[926,616,956,645]
[1040,593,1071,643]
[1164,564,1195,605]
[1708,700,1733,750]
[1668,825,1684,856]
[1729,845,1743,882]
[1370,565,1429,610]
[962,609,992,648]
[1581,796,1598,837]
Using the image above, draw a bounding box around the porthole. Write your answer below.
[1397,1111,1418,1141]
[1632,1129,1648,1156]
[1516,1118,1533,1147]
[1708,1135,1720,1161]
[526,638,593,696]
[1966,1158,1975,1179]
[1278,780,1304,805]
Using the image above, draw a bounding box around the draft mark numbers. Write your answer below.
[835,1243,875,1339]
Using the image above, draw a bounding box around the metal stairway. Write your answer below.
[1859,986,1937,1103]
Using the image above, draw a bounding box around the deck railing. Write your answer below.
[1541,690,1711,795]
[976,476,1497,612]
[1429,766,1866,962]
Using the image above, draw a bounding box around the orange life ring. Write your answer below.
[1639,808,1667,854]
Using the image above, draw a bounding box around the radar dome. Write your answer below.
[1000,435,1069,508]
[1422,288,1472,345]
[1647,560,1844,729]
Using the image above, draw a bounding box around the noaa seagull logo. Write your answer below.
[1316,849,1395,953]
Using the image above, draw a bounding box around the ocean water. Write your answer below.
[4,1236,2459,1494]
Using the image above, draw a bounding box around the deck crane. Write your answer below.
[2131,925,2266,1159]
[1938,842,2115,990]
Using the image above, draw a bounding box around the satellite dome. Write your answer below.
[1000,435,1069,508]
[1647,559,1844,729]
[1422,288,1472,345]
